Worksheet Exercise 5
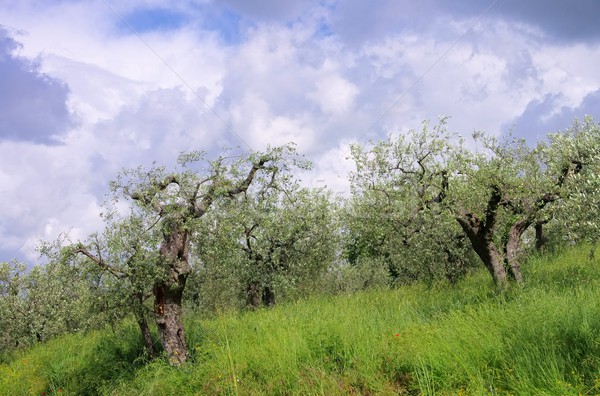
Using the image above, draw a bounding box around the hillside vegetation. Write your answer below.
[1,118,598,394]
[2,245,600,395]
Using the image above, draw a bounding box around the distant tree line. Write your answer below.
[1,116,598,365]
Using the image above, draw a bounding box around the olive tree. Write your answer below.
[0,257,99,355]
[349,118,586,289]
[465,118,598,278]
[238,190,335,308]
[73,145,296,366]
[348,119,474,285]
[192,178,337,310]
[62,215,163,359]
[446,132,571,286]
[544,117,600,256]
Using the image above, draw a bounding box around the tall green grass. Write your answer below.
[2,245,599,395]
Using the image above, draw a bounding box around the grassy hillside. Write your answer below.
[2,246,600,395]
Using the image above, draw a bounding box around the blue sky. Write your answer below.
[1,0,600,262]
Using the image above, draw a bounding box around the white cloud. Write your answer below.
[301,141,355,197]
[307,60,359,114]
[532,43,600,108]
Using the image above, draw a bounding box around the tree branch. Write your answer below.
[75,244,129,279]
[483,184,502,235]
[226,157,270,198]
[194,157,271,218]
[130,175,178,213]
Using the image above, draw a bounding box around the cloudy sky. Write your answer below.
[1,0,599,263]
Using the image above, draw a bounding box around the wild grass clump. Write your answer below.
[1,245,599,395]
[0,322,151,395]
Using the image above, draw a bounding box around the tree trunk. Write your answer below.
[245,282,276,308]
[155,224,192,366]
[455,220,507,287]
[455,185,508,289]
[262,286,275,307]
[133,293,157,359]
[504,220,531,285]
[246,281,262,309]
[535,221,548,251]
[137,314,157,359]
[472,236,507,288]
[154,281,187,365]
[457,217,507,287]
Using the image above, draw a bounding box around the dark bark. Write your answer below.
[535,221,548,251]
[456,217,507,287]
[245,281,276,309]
[455,185,508,288]
[246,281,262,309]
[262,286,276,307]
[154,281,187,365]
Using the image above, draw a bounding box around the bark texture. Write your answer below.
[504,220,529,285]
[136,315,157,359]
[245,281,262,309]
[154,222,192,366]
[455,185,508,288]
[154,282,187,365]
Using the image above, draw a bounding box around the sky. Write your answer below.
[1,0,600,263]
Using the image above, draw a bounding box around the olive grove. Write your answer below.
[1,117,598,366]
[348,118,598,288]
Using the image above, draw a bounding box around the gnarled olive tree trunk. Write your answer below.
[502,193,561,285]
[129,156,272,366]
[455,185,508,289]
[154,221,192,366]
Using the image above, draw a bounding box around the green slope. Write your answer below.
[2,246,600,395]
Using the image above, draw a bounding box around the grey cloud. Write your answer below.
[219,0,321,21]
[0,26,74,144]
[327,0,600,46]
[443,0,600,44]
[329,0,445,45]
[503,90,600,144]
[16,0,595,56]
[502,50,540,90]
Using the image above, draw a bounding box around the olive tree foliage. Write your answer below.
[188,171,338,311]
[347,119,476,286]
[544,117,600,256]
[0,257,101,357]
[348,118,587,289]
[66,145,298,366]
[55,215,163,359]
